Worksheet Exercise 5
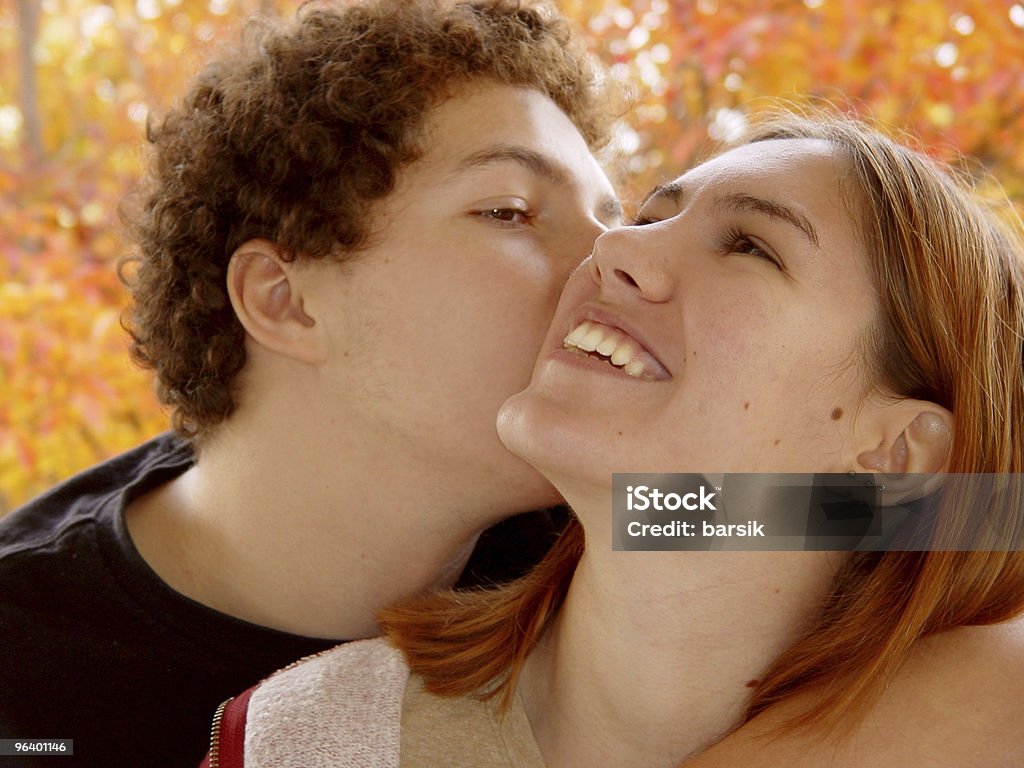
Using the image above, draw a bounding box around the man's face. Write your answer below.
[302,82,620,513]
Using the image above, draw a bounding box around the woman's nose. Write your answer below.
[587,226,674,303]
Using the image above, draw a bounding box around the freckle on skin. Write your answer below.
[743,402,750,411]
[773,587,781,594]
[831,407,844,421]
[745,679,759,688]
[773,439,781,446]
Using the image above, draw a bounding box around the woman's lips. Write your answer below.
[561,314,672,381]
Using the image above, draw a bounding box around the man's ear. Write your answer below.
[853,396,954,503]
[226,239,325,365]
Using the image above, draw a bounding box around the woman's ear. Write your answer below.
[853,397,954,503]
[226,239,326,365]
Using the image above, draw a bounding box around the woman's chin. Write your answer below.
[497,391,614,499]
[496,391,550,469]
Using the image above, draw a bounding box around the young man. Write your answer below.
[0,1,622,765]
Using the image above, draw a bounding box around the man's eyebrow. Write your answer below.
[714,192,821,249]
[451,144,571,186]
[451,143,624,224]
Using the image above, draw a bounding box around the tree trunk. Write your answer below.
[15,0,44,164]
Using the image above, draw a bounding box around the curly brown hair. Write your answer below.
[121,0,621,439]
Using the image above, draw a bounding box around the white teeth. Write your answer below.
[596,336,618,356]
[564,323,589,347]
[610,344,633,367]
[579,326,604,352]
[563,321,649,379]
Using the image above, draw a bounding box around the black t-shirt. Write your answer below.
[0,434,563,767]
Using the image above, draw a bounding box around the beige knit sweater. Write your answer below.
[245,639,408,767]
[241,637,545,768]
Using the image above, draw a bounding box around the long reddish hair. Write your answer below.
[381,111,1024,731]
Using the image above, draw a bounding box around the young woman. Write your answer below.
[203,111,1024,767]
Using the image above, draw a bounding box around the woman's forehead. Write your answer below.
[679,137,838,190]
[642,138,850,226]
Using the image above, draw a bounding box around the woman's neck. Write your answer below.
[518,545,841,768]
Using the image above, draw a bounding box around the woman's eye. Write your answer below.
[631,214,660,226]
[725,230,782,269]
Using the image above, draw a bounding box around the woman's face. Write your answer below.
[498,138,882,491]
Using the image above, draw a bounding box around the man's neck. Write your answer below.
[518,547,841,768]
[125,419,527,640]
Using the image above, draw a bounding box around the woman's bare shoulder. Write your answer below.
[870,618,1024,765]
[685,617,1024,768]
[907,616,1024,703]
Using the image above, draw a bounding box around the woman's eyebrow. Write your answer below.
[714,192,821,249]
[640,179,686,208]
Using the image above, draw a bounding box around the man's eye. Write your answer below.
[479,207,531,224]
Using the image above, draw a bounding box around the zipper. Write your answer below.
[207,696,231,768]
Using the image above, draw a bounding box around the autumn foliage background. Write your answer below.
[3,0,1024,513]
